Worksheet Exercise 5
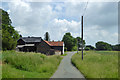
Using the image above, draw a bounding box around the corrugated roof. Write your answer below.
[19,37,42,43]
[44,40,64,46]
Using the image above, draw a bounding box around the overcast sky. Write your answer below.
[1,0,118,46]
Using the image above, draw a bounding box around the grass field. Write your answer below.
[71,51,118,78]
[2,51,62,78]
[0,51,2,80]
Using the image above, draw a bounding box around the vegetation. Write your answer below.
[0,52,1,79]
[85,45,95,50]
[62,32,85,51]
[95,41,112,50]
[84,47,90,51]
[0,9,20,50]
[71,51,118,78]
[95,41,120,51]
[44,32,50,41]
[112,44,120,51]
[76,37,86,48]
[61,53,67,56]
[2,51,62,78]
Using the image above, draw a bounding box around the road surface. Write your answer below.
[51,52,85,79]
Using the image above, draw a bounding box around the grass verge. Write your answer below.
[2,50,62,78]
[61,53,67,56]
[0,65,1,79]
[71,51,118,78]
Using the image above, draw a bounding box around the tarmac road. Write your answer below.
[51,51,85,79]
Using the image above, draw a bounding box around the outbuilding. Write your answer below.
[17,37,64,55]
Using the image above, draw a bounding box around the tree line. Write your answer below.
[84,41,120,51]
[62,32,120,51]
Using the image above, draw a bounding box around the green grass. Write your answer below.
[2,50,62,78]
[0,65,1,79]
[61,53,67,56]
[71,51,118,78]
[2,64,51,78]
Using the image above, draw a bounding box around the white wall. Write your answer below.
[62,42,64,54]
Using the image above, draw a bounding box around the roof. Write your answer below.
[44,41,64,46]
[19,37,42,43]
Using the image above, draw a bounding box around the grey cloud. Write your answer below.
[84,2,118,29]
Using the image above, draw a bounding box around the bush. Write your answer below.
[84,47,90,51]
[72,46,78,51]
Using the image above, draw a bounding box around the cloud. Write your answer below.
[2,1,118,46]
[84,2,118,28]
[84,25,118,46]
[8,1,58,37]
[47,19,80,40]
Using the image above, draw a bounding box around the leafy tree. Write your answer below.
[95,41,112,50]
[84,47,90,51]
[85,45,95,50]
[20,34,22,38]
[62,32,86,51]
[112,44,120,51]
[72,37,85,51]
[72,46,78,51]
[1,9,11,25]
[44,32,50,41]
[62,32,74,51]
[0,9,19,50]
[76,37,85,48]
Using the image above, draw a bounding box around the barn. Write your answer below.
[17,37,64,55]
[44,41,64,55]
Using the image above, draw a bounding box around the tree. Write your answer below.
[85,45,95,50]
[1,9,12,25]
[62,32,74,51]
[112,44,120,51]
[95,41,112,50]
[62,32,86,51]
[0,9,20,50]
[84,47,90,51]
[72,37,86,51]
[76,37,85,48]
[44,32,50,41]
[20,34,22,38]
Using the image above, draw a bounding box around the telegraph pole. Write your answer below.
[77,40,78,54]
[81,16,83,60]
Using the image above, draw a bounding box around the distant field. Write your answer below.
[2,51,62,78]
[72,51,118,78]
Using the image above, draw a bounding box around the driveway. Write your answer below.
[51,52,85,78]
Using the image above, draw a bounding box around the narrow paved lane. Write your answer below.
[51,52,85,78]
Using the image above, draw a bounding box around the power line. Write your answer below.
[82,0,89,16]
[78,1,89,60]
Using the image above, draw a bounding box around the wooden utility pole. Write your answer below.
[81,16,83,60]
[77,40,78,54]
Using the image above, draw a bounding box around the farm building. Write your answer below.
[17,37,64,55]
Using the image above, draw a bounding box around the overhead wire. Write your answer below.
[82,0,89,16]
